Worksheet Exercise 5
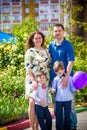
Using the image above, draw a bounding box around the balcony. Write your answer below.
[3,20,10,23]
[2,2,10,6]
[13,20,21,23]
[51,0,59,4]
[51,19,59,22]
[12,2,21,6]
[2,12,10,15]
[41,27,48,31]
[40,10,48,13]
[40,1,48,4]
[41,19,48,22]
[12,12,21,14]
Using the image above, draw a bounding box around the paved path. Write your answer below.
[77,111,87,130]
[24,111,87,130]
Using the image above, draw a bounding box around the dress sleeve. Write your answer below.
[25,50,33,74]
[45,48,51,67]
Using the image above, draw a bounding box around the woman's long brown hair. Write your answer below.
[25,31,46,50]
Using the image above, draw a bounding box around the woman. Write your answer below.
[25,31,51,130]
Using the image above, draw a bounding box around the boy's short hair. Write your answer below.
[53,61,64,72]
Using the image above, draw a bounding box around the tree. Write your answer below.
[12,16,40,42]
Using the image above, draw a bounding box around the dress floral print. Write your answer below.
[25,48,51,99]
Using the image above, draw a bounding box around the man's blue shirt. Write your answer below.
[49,38,75,82]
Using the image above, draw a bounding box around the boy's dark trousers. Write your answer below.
[55,101,71,130]
[35,104,52,130]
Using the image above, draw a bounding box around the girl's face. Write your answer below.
[39,75,46,84]
[32,33,43,47]
[56,68,64,77]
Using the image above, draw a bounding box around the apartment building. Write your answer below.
[0,0,71,34]
[39,0,60,34]
[0,0,22,33]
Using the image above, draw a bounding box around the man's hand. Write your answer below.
[61,75,68,89]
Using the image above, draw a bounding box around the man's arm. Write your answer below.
[66,61,74,77]
[61,61,74,88]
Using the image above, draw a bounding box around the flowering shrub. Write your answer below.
[0,17,40,124]
[0,40,29,124]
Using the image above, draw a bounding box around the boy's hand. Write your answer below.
[51,89,56,93]
[40,100,46,107]
[76,89,80,93]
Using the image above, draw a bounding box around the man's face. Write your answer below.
[53,26,64,40]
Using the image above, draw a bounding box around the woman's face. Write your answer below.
[32,33,43,47]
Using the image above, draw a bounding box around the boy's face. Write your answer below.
[56,68,64,77]
[39,75,46,84]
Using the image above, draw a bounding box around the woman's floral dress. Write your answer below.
[25,48,51,99]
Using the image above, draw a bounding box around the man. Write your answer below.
[49,23,77,130]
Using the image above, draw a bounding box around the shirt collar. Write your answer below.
[54,38,65,46]
[57,73,65,78]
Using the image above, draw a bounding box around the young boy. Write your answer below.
[32,71,52,130]
[51,61,76,130]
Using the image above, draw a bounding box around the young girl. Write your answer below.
[32,71,52,130]
[51,61,76,130]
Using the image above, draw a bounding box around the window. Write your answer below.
[13,7,21,12]
[25,0,29,4]
[34,8,39,13]
[35,16,39,21]
[1,7,11,13]
[3,16,9,21]
[13,15,22,21]
[34,0,39,3]
[25,8,30,13]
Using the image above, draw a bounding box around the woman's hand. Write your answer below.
[32,81,38,90]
